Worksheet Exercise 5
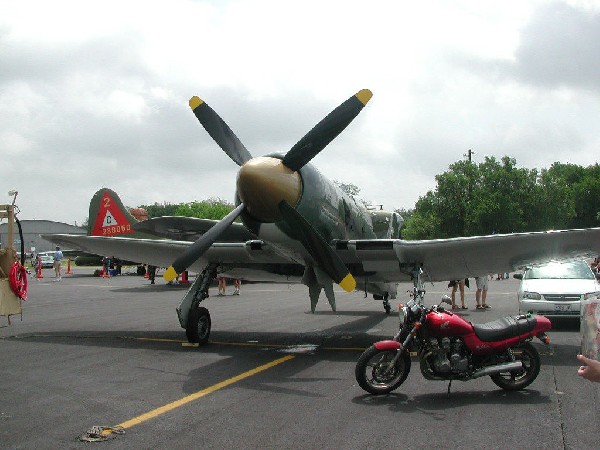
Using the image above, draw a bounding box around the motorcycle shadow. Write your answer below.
[352,388,550,414]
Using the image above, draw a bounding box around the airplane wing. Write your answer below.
[42,234,303,282]
[132,216,254,242]
[44,227,600,286]
[337,228,600,283]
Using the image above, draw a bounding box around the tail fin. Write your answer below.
[88,188,142,237]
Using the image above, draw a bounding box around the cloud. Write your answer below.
[0,0,599,223]
[514,1,600,90]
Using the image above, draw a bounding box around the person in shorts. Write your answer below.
[53,246,63,280]
[475,276,490,309]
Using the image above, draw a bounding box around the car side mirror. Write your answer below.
[513,273,523,280]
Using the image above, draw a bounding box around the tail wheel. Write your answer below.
[186,307,211,344]
[355,346,411,395]
[490,342,540,391]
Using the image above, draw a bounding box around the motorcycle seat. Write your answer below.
[472,315,537,342]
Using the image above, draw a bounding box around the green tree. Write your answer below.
[572,165,600,228]
[401,192,440,239]
[469,156,538,234]
[174,198,235,220]
[400,155,589,240]
[139,202,181,218]
[432,159,478,238]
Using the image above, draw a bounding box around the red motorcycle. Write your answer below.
[355,291,551,395]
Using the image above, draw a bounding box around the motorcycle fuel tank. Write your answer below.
[426,310,473,337]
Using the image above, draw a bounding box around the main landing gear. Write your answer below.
[176,264,218,344]
[383,294,391,314]
[374,293,392,314]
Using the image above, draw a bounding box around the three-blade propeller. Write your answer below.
[164,89,372,293]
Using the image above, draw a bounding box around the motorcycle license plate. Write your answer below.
[554,304,571,311]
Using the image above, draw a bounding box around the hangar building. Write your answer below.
[0,220,85,254]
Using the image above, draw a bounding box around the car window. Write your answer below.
[524,260,594,280]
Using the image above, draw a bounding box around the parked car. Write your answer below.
[515,259,600,320]
[38,252,55,269]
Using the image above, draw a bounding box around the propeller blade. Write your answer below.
[279,200,355,292]
[282,89,372,171]
[164,203,246,282]
[189,96,253,166]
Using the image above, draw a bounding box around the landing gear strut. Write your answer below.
[176,263,218,344]
[383,294,391,314]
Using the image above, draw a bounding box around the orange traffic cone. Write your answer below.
[180,270,190,284]
[66,257,73,275]
[36,262,43,279]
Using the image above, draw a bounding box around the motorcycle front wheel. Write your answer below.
[490,342,540,391]
[355,346,411,395]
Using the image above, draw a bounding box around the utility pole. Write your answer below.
[465,148,474,162]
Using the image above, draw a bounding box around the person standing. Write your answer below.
[218,276,226,295]
[148,265,157,284]
[35,254,42,278]
[53,246,63,280]
[233,279,241,295]
[475,276,490,309]
[448,279,468,309]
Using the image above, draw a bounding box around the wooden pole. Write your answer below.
[7,205,14,251]
[0,204,14,251]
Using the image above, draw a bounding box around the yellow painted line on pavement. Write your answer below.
[135,337,187,343]
[105,354,294,435]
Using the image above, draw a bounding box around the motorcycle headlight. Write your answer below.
[398,305,409,327]
[522,291,541,300]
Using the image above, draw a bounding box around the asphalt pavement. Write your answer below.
[1,268,598,449]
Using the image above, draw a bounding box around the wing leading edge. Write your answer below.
[43,227,600,286]
[338,227,600,282]
[41,234,300,282]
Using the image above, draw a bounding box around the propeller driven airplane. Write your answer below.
[45,89,600,345]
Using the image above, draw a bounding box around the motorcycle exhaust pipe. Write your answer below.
[472,361,524,379]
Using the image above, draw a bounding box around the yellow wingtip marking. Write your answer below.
[339,273,356,292]
[163,266,178,282]
[189,96,204,110]
[356,89,373,106]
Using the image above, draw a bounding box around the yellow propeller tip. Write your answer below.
[163,266,179,282]
[189,96,204,110]
[356,89,373,106]
[339,273,356,293]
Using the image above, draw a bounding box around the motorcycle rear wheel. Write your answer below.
[355,346,411,395]
[490,342,540,391]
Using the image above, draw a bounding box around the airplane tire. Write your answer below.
[186,307,211,344]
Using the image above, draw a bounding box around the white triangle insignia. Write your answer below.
[102,211,117,227]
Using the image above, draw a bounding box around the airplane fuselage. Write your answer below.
[237,154,402,299]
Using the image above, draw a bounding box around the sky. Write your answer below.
[1,0,600,225]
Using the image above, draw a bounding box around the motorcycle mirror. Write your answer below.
[440,295,452,305]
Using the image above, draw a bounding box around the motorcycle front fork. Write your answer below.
[385,324,418,373]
